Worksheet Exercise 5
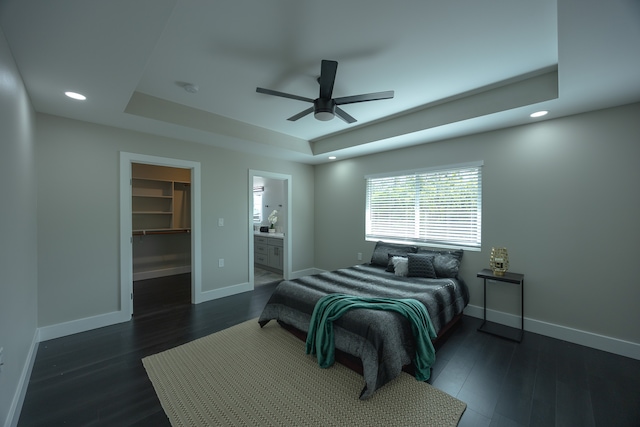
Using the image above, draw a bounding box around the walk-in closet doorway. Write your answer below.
[131,163,192,315]
[119,152,202,320]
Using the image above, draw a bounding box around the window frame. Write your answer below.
[253,186,264,223]
[365,161,483,251]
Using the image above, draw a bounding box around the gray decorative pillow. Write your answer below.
[417,248,463,278]
[417,248,463,261]
[407,253,437,278]
[370,241,418,267]
[433,254,460,279]
[433,254,461,278]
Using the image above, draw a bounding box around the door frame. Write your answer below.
[119,152,202,318]
[248,170,292,286]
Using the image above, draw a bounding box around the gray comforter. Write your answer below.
[258,263,469,398]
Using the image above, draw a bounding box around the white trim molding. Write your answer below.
[38,311,129,342]
[5,330,39,427]
[465,304,640,360]
[119,152,203,315]
[196,282,253,304]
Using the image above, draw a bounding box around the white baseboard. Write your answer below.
[195,267,324,304]
[36,281,252,342]
[38,310,130,342]
[196,268,325,304]
[465,304,640,360]
[195,282,253,304]
[36,276,265,341]
[133,265,191,281]
[5,330,39,427]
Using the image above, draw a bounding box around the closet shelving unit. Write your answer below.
[132,177,190,234]
[131,171,192,281]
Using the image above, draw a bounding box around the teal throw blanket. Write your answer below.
[305,293,437,381]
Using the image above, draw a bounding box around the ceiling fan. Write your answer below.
[256,60,394,124]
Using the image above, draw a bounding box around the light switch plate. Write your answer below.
[218,218,224,226]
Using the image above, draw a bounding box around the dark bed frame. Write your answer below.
[277,312,463,377]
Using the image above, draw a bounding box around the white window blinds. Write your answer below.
[365,162,482,249]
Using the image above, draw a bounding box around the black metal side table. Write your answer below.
[477,268,524,342]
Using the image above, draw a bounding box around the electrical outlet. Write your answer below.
[0,347,4,373]
[218,218,224,226]
[357,252,363,261]
[218,258,224,267]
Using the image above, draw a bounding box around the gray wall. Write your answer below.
[260,177,287,233]
[35,114,315,327]
[314,103,640,344]
[0,27,38,426]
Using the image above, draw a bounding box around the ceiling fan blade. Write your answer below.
[335,107,357,124]
[319,60,338,99]
[334,90,394,105]
[256,87,314,103]
[287,106,314,121]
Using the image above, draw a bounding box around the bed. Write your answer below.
[258,241,469,399]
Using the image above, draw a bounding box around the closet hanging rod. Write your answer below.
[132,229,191,236]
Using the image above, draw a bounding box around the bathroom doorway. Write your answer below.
[248,170,292,287]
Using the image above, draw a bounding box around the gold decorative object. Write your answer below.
[490,247,509,276]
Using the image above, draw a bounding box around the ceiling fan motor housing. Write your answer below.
[314,98,336,121]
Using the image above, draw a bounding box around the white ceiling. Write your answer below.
[1,0,639,164]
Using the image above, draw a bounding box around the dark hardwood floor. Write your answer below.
[132,273,192,319]
[18,275,640,426]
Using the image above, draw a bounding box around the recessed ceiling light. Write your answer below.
[328,156,337,160]
[65,91,86,100]
[530,110,548,118]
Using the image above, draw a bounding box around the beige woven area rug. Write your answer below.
[142,319,466,427]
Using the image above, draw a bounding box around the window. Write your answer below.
[253,186,263,223]
[365,162,482,250]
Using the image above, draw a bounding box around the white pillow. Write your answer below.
[392,256,409,277]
